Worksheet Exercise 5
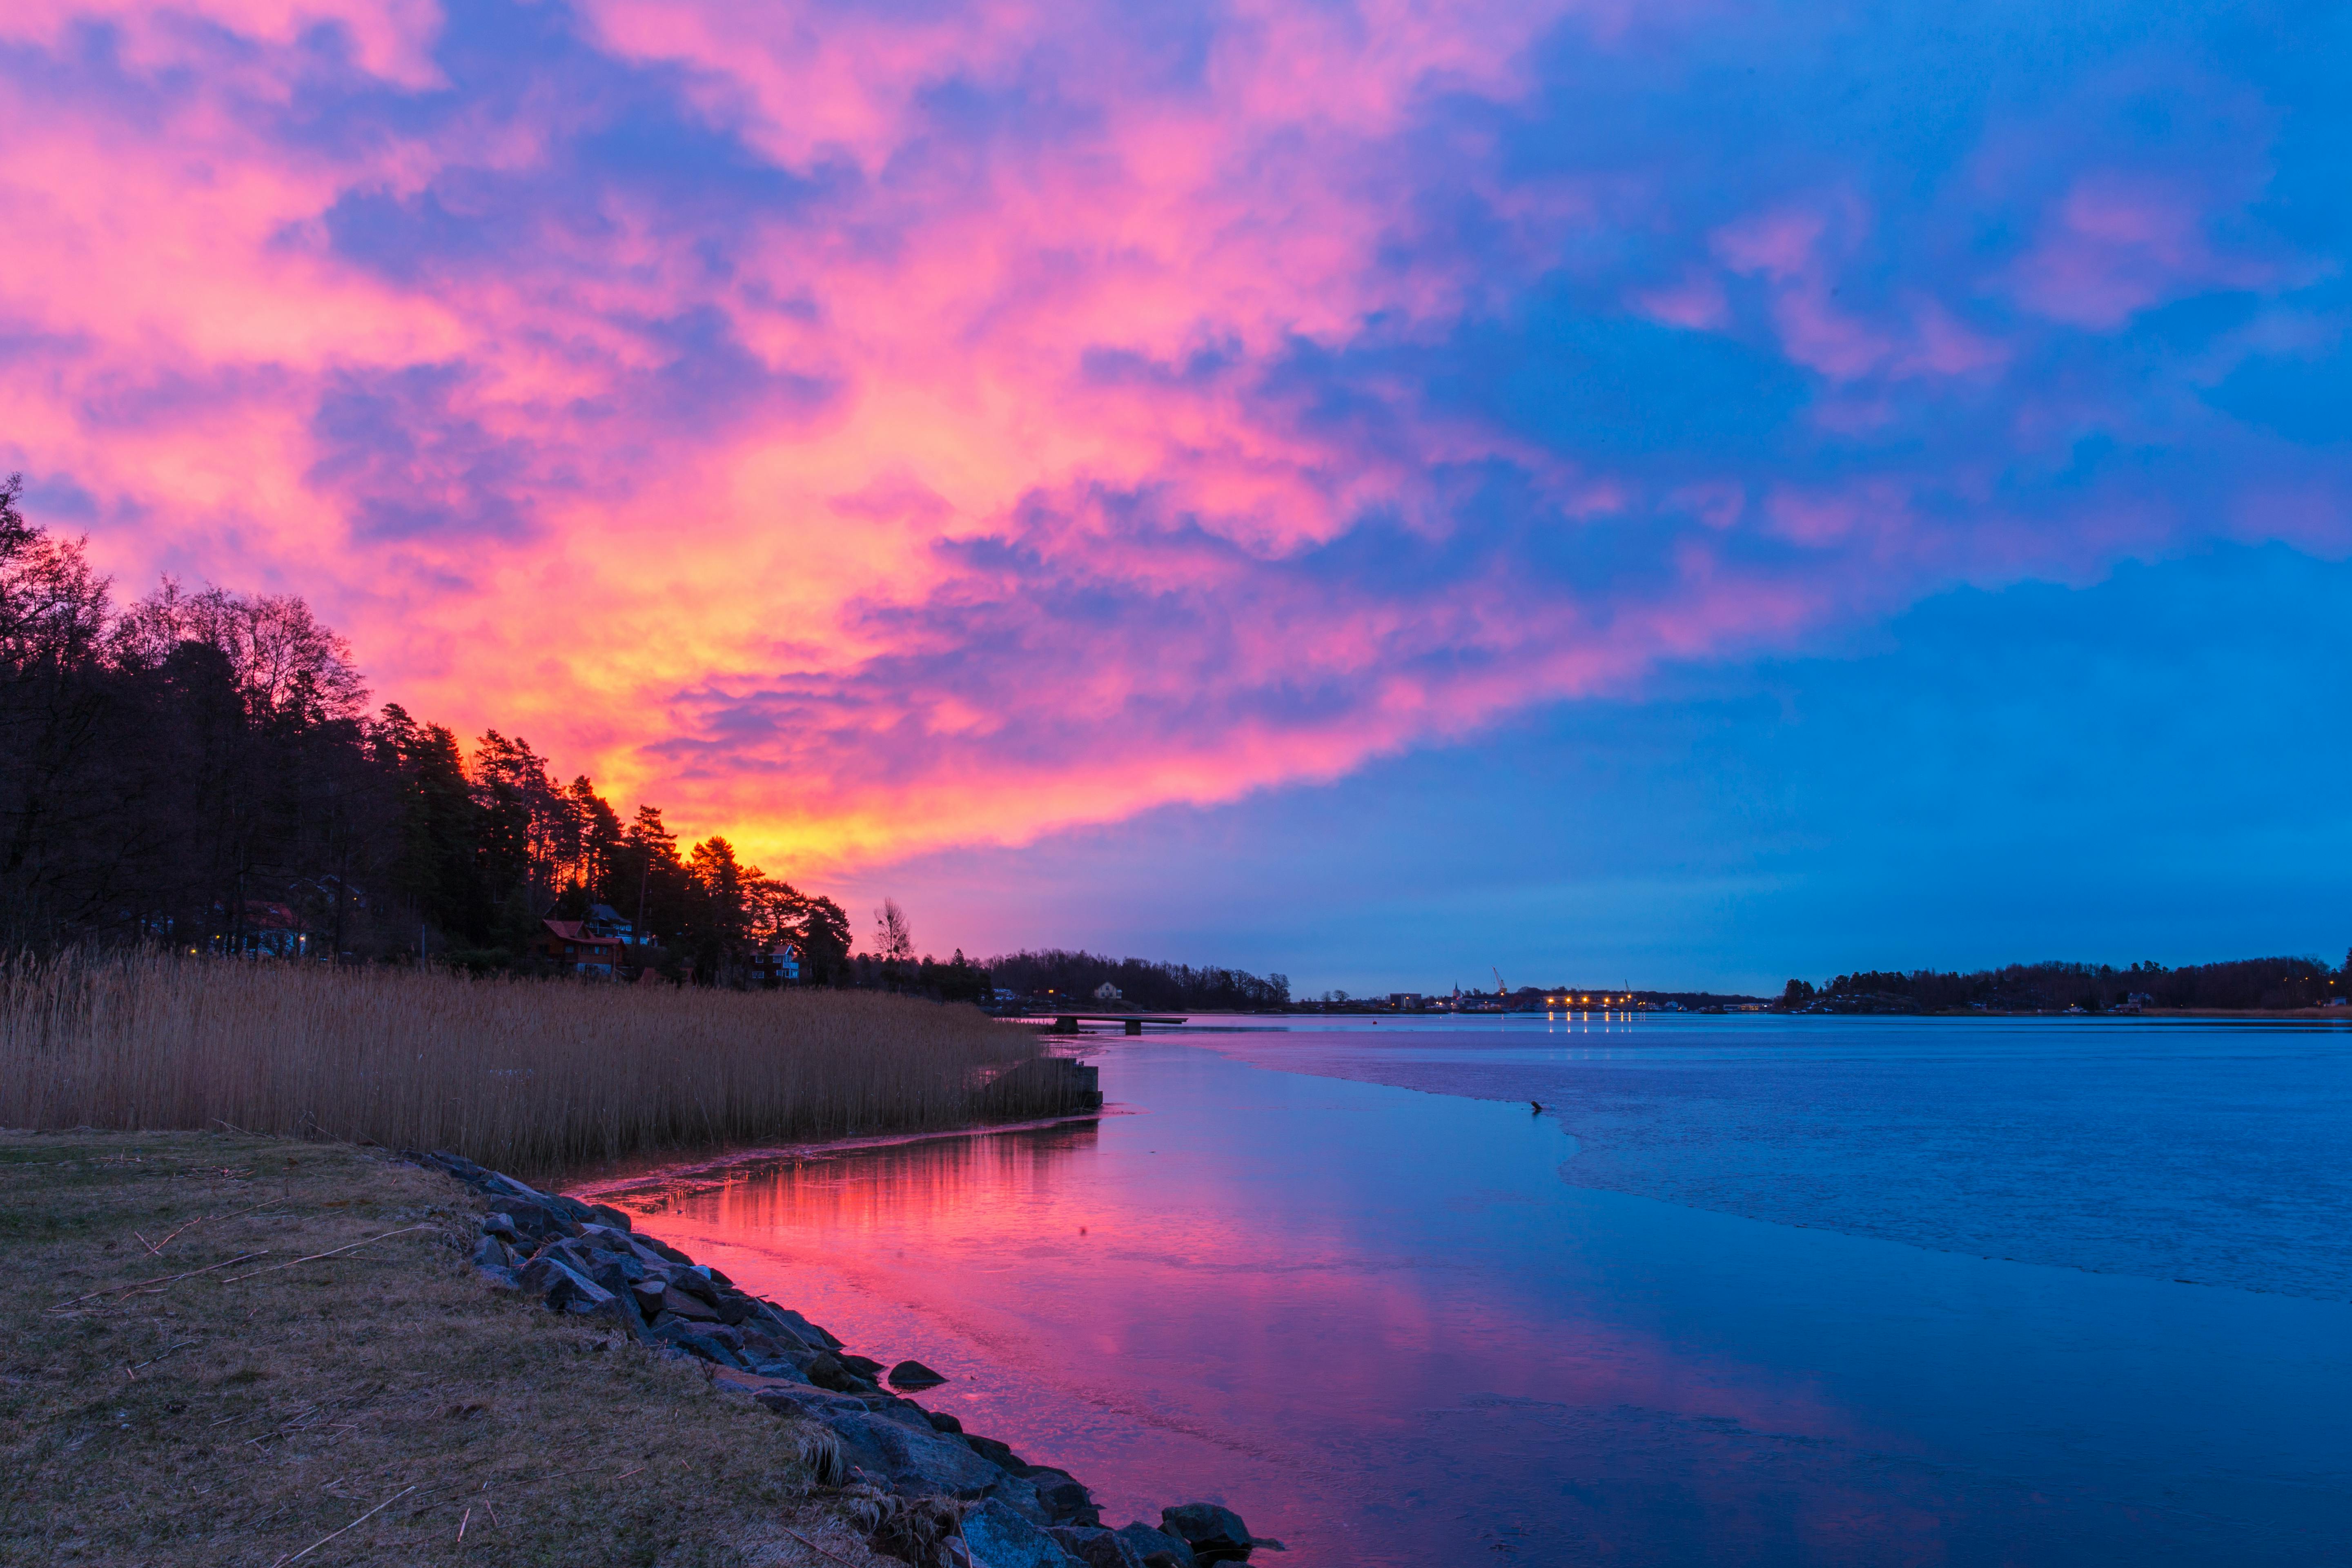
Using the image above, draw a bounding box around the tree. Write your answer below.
[873,899,915,962]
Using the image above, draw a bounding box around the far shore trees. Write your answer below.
[0,474,856,985]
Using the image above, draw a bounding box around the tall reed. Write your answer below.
[0,951,1047,1175]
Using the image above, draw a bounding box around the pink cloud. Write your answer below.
[1,0,2341,889]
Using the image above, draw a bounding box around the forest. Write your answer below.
[1781,955,2348,1013]
[0,474,853,984]
[982,949,1293,1011]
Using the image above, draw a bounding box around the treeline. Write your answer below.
[985,949,1292,1011]
[1781,954,2348,1013]
[0,474,852,983]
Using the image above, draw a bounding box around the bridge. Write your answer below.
[1022,1011,1189,1036]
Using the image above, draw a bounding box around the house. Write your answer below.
[1093,982,1123,1002]
[233,901,312,959]
[748,942,802,988]
[534,919,624,978]
[581,903,636,943]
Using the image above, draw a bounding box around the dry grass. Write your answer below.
[0,1130,887,1568]
[0,953,1045,1176]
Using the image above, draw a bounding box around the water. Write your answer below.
[585,1016,2352,1566]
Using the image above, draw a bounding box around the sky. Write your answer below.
[3,0,2347,991]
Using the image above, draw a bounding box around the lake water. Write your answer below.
[588,1016,2352,1566]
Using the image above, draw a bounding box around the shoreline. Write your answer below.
[563,1110,1125,1201]
[422,1145,1269,1568]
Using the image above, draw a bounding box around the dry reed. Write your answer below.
[0,951,1044,1175]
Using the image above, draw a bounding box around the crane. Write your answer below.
[1493,967,1508,997]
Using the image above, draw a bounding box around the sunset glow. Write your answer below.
[5,0,2347,911]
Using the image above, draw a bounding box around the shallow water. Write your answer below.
[595,1018,2352,1566]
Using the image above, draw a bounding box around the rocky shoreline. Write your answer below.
[408,1148,1271,1568]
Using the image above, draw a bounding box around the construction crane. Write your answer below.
[1493,967,1508,997]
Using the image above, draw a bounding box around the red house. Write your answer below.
[534,919,625,978]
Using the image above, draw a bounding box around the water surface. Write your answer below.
[592,1018,2352,1566]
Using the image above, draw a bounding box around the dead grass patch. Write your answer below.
[0,952,1050,1176]
[0,1130,884,1568]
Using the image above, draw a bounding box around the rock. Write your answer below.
[634,1233,695,1266]
[425,1149,492,1183]
[469,1234,512,1270]
[823,1410,1007,1499]
[630,1278,669,1317]
[664,1268,722,1307]
[988,1473,1050,1525]
[771,1307,842,1349]
[744,1354,813,1383]
[480,1172,543,1203]
[504,1200,583,1243]
[660,1285,723,1323]
[1049,1526,1149,1568]
[479,1212,521,1241]
[517,1256,618,1317]
[712,1292,757,1326]
[836,1352,887,1379]
[808,1354,878,1394]
[1114,1523,1194,1568]
[736,1326,813,1368]
[698,1263,737,1288]
[1159,1505,1251,1562]
[752,1386,871,1421]
[646,1318,746,1367]
[576,1223,639,1256]
[887,1358,949,1390]
[474,1263,521,1291]
[1027,1468,1101,1526]
[963,1434,1027,1472]
[926,1410,964,1434]
[961,1498,1081,1568]
[584,1203,633,1231]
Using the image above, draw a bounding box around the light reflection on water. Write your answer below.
[596,1029,2351,1567]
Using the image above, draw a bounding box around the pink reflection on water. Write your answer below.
[586,1108,1914,1562]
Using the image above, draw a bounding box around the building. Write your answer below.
[1093,982,1123,1002]
[533,919,625,978]
[748,942,802,988]
[580,903,636,943]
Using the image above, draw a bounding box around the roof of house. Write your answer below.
[542,919,624,949]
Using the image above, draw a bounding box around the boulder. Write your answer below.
[771,1307,843,1349]
[1158,1505,1251,1562]
[1114,1523,1194,1568]
[1027,1468,1100,1526]
[425,1149,492,1184]
[576,1223,639,1256]
[504,1200,583,1244]
[808,1354,879,1394]
[660,1285,723,1323]
[584,1203,633,1231]
[824,1409,1007,1499]
[752,1386,871,1421]
[888,1359,949,1390]
[837,1352,888,1379]
[630,1278,670,1318]
[469,1234,514,1270]
[479,1212,521,1242]
[960,1498,1082,1568]
[926,1410,965,1434]
[664,1268,722,1307]
[1049,1526,1149,1568]
[474,1262,522,1291]
[517,1255,618,1317]
[712,1292,758,1327]
[634,1232,695,1266]
[646,1318,747,1367]
[963,1434,1027,1472]
[736,1326,813,1369]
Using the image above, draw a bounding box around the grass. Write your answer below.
[0,1130,886,1568]
[0,952,1049,1176]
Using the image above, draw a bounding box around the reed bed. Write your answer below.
[0,951,1045,1175]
